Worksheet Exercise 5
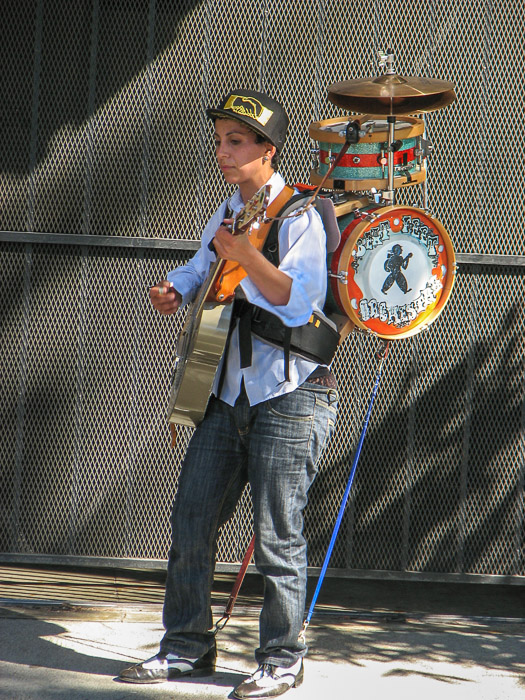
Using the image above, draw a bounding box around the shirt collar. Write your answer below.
[228,171,285,213]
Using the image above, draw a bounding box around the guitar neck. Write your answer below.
[192,185,271,313]
[193,256,224,315]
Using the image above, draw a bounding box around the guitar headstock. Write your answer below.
[233,184,271,234]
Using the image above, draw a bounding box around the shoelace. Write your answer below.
[252,663,277,680]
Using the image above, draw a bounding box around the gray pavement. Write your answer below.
[0,573,524,700]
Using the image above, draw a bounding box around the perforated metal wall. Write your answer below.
[1,0,524,580]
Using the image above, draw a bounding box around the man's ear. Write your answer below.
[265,143,277,159]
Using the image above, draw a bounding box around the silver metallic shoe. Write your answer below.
[233,659,304,699]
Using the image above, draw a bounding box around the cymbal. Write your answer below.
[327,73,456,115]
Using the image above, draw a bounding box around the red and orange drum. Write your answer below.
[327,204,456,339]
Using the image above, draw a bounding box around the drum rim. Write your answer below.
[333,205,456,339]
[309,115,424,143]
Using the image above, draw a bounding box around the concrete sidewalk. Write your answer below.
[0,570,524,700]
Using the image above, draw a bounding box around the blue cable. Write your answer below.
[304,340,389,627]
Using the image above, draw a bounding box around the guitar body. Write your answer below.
[167,301,233,428]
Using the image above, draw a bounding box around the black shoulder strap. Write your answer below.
[261,192,312,266]
[262,191,341,259]
[231,191,340,384]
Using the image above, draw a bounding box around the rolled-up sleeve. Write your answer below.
[240,206,327,327]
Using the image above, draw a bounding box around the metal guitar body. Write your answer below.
[167,301,233,428]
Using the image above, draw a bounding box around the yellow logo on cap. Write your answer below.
[223,95,273,126]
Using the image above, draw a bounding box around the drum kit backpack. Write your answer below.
[308,51,457,342]
[300,53,458,633]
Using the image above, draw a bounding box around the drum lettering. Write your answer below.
[359,273,443,327]
[380,220,390,241]
[360,297,424,328]
[415,294,427,314]
[371,230,383,248]
[354,238,366,261]
[430,276,442,293]
[359,298,371,322]
[401,215,414,235]
[364,233,375,251]
[418,226,439,258]
[406,302,418,321]
[387,306,400,326]
[427,234,439,259]
[402,215,424,239]
[422,286,436,306]
[368,298,379,318]
[371,220,390,247]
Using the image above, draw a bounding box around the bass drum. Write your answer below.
[327,205,456,339]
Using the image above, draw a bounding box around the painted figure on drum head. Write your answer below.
[382,243,413,295]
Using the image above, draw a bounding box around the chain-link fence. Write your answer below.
[1,0,524,581]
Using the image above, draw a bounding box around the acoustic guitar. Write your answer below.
[167,185,275,428]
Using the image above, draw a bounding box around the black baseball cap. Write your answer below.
[206,89,289,152]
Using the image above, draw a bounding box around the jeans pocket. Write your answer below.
[266,388,315,421]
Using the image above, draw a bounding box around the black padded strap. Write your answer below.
[238,306,253,369]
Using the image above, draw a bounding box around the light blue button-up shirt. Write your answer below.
[167,172,328,406]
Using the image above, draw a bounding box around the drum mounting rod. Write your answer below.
[386,114,396,203]
[383,50,396,204]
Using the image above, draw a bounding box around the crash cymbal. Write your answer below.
[327,73,456,115]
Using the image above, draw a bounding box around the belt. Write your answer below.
[305,367,338,389]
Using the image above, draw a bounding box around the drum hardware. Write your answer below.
[333,121,375,141]
[329,191,370,216]
[310,146,320,171]
[378,49,394,74]
[369,188,383,205]
[383,115,397,201]
[395,166,413,183]
[326,191,351,204]
[379,151,387,177]
[326,51,455,203]
[415,136,432,161]
[327,269,348,284]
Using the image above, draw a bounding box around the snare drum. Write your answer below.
[309,116,426,192]
[328,206,455,339]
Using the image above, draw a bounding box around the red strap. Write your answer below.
[214,534,255,634]
[224,534,255,618]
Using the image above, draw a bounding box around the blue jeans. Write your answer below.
[160,381,338,667]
